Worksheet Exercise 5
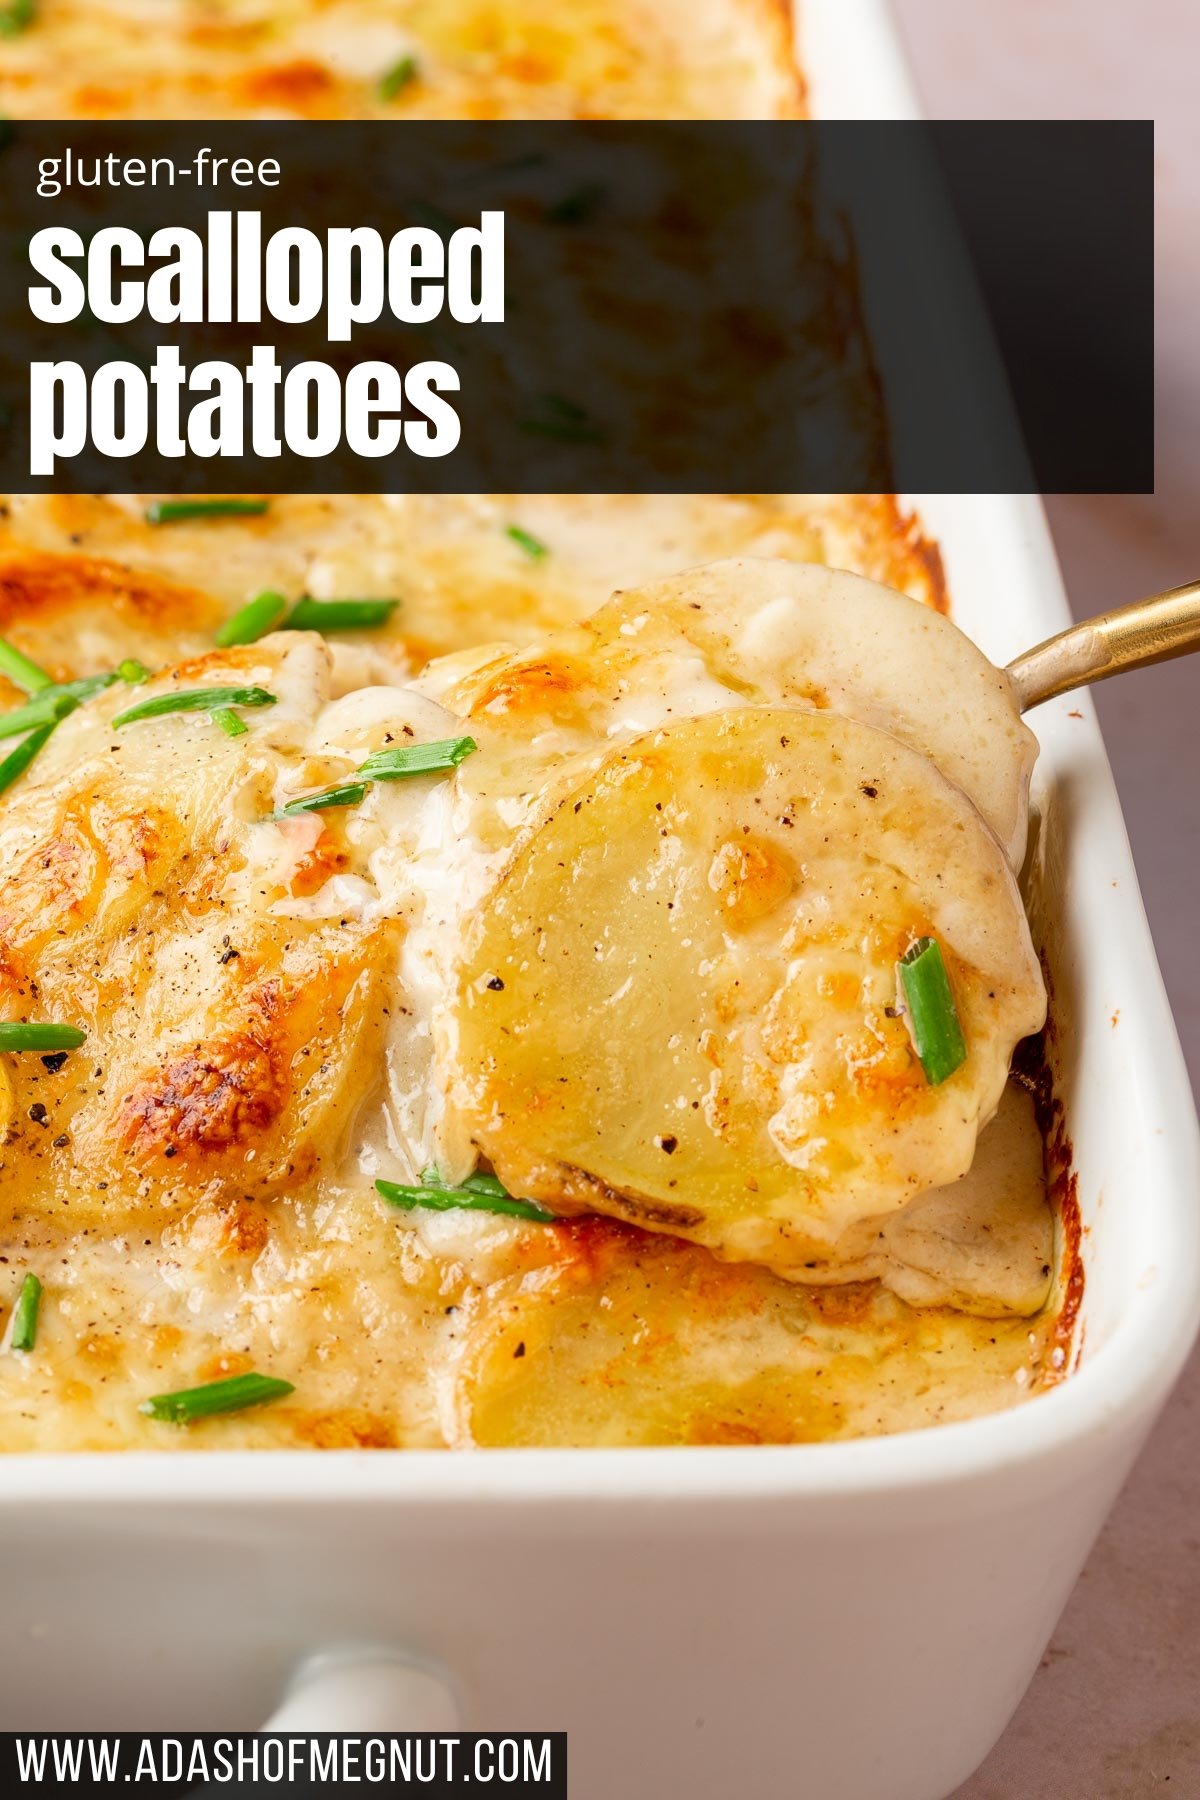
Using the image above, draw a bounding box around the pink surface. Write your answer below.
[885,2,1200,1792]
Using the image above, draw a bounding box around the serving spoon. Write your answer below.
[1006,578,1200,711]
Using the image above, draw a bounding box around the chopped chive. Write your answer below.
[378,53,418,101]
[276,781,370,817]
[139,1372,295,1425]
[505,524,548,561]
[0,636,53,694]
[0,0,35,38]
[271,737,474,819]
[0,1021,86,1053]
[357,736,477,781]
[897,936,967,1086]
[213,708,248,738]
[113,685,277,727]
[145,499,269,525]
[546,182,606,225]
[70,672,121,700]
[0,721,58,796]
[285,597,398,633]
[377,1168,554,1222]
[0,689,80,741]
[0,669,154,740]
[519,394,604,444]
[9,1274,41,1353]
[457,1171,510,1198]
[215,590,289,648]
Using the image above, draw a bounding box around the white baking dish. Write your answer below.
[1,6,1197,1799]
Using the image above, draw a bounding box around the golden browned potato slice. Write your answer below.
[0,633,395,1226]
[0,550,219,708]
[0,497,945,668]
[455,1221,1060,1448]
[590,558,1037,867]
[803,1080,1055,1316]
[0,0,803,123]
[450,706,1045,1268]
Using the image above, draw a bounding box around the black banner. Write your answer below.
[0,1733,566,1798]
[0,121,1153,494]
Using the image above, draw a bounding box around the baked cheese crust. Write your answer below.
[0,533,1068,1453]
[0,0,803,120]
[0,0,1076,1452]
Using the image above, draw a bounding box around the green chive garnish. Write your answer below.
[0,669,136,740]
[10,1274,41,1353]
[897,936,967,1086]
[0,722,58,796]
[357,736,477,781]
[113,685,277,727]
[213,708,248,738]
[215,590,289,648]
[145,499,269,525]
[0,1022,86,1053]
[272,736,475,819]
[378,53,418,101]
[0,636,53,694]
[505,524,548,561]
[0,689,80,742]
[377,1168,554,1222]
[0,668,155,745]
[285,597,398,633]
[139,1372,295,1425]
[276,781,370,817]
[0,0,35,39]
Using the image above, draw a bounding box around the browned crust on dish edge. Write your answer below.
[1013,998,1085,1384]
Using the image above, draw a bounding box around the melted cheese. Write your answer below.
[0,495,945,664]
[0,0,802,120]
[0,559,1068,1452]
[0,0,1075,1450]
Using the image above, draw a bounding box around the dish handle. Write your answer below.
[262,1648,461,1732]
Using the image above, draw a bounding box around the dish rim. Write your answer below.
[3,0,1197,1504]
[2,492,1198,1506]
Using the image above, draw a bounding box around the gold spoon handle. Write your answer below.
[1006,579,1200,712]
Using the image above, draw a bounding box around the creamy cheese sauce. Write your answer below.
[0,0,803,121]
[0,0,1075,1450]
[0,1097,1064,1453]
[0,503,1073,1452]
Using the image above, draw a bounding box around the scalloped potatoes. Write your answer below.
[450,706,1045,1266]
[0,547,1068,1451]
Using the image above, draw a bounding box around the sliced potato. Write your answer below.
[803,1080,1054,1316]
[0,634,395,1223]
[450,706,1045,1267]
[591,557,1037,866]
[455,1222,1059,1448]
[0,550,219,706]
